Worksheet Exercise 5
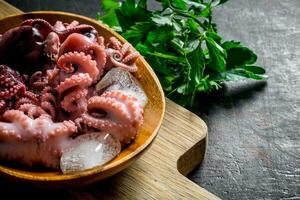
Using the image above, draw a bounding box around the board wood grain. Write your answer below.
[0,1,219,199]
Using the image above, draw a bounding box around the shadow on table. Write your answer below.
[189,79,267,117]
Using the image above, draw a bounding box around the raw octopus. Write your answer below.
[0,18,145,169]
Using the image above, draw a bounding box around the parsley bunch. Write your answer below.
[97,0,266,106]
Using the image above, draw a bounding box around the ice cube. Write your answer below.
[96,67,148,107]
[60,132,121,174]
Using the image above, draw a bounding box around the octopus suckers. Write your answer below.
[0,19,145,171]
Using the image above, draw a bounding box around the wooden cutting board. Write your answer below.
[0,1,219,199]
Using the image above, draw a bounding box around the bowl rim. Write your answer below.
[0,11,165,182]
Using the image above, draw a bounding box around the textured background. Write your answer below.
[5,0,300,199]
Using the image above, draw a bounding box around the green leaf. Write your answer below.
[183,0,206,9]
[205,36,227,72]
[146,26,174,43]
[222,41,258,68]
[160,75,176,91]
[151,14,173,26]
[199,4,211,18]
[222,40,242,49]
[116,0,151,31]
[184,39,200,53]
[241,65,265,74]
[187,44,205,85]
[97,0,120,27]
[137,0,147,9]
[115,10,132,32]
[224,68,267,80]
[196,77,221,92]
[206,30,222,43]
[177,84,188,94]
[96,12,119,28]
[185,44,205,104]
[171,0,188,10]
[148,56,174,75]
[186,18,200,34]
[120,0,136,16]
[101,0,120,11]
[123,22,151,45]
[135,42,152,55]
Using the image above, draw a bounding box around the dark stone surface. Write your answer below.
[188,1,300,199]
[4,0,300,199]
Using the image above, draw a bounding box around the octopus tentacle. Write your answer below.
[86,44,106,77]
[65,21,79,29]
[0,110,77,168]
[101,91,143,123]
[0,123,19,141]
[0,65,26,100]
[87,96,132,123]
[40,101,56,119]
[41,86,54,95]
[21,19,53,38]
[40,90,57,119]
[2,110,28,123]
[56,73,92,94]
[18,104,47,119]
[0,100,7,114]
[53,21,65,32]
[105,38,140,72]
[81,113,119,130]
[21,19,53,30]
[40,92,56,106]
[81,113,136,146]
[46,67,67,88]
[108,37,122,50]
[105,49,122,62]
[28,71,48,89]
[48,120,77,138]
[0,19,145,169]
[120,42,131,55]
[15,97,35,109]
[58,33,106,77]
[29,71,42,85]
[122,51,140,64]
[109,57,138,72]
[81,90,143,144]
[0,110,30,141]
[57,51,99,81]
[23,91,39,104]
[61,87,88,113]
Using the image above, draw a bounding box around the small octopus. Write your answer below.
[80,90,143,145]
[105,37,140,72]
[0,110,77,168]
[0,18,145,169]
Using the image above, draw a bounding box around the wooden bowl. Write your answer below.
[0,11,165,188]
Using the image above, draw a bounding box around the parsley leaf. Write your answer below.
[98,0,267,107]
